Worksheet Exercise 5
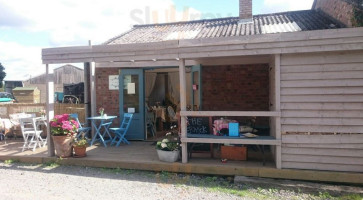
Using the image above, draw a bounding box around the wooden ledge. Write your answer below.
[181,135,281,145]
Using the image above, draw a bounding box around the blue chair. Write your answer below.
[70,113,91,139]
[110,113,133,146]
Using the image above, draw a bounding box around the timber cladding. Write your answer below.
[282,134,363,172]
[280,50,363,134]
[280,50,363,172]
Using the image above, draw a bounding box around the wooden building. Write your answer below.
[23,64,84,103]
[41,0,363,174]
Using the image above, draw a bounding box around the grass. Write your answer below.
[43,158,63,168]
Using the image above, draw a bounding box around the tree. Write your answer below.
[0,62,6,88]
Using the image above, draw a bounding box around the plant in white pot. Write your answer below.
[156,125,180,162]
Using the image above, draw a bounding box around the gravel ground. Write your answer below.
[0,161,362,200]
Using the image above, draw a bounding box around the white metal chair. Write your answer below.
[20,117,46,152]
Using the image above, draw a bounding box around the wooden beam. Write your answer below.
[96,60,198,68]
[84,62,90,124]
[274,54,282,169]
[282,134,363,144]
[41,28,363,64]
[181,137,281,145]
[46,64,55,157]
[282,124,363,133]
[180,111,281,117]
[178,27,363,47]
[195,55,271,66]
[179,59,188,163]
[42,43,363,64]
[90,62,96,137]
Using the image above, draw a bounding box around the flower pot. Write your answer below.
[156,149,180,162]
[52,135,73,158]
[73,146,87,157]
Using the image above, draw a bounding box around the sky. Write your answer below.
[0,0,314,81]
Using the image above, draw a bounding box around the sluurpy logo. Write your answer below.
[130,5,234,26]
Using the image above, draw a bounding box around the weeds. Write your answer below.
[4,159,19,164]
[43,158,63,168]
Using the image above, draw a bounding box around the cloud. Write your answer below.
[0,41,43,80]
[0,2,34,28]
[0,0,202,80]
[0,0,201,46]
[261,0,314,13]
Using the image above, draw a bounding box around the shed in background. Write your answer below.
[12,87,40,103]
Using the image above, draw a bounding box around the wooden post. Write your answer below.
[84,62,90,124]
[90,62,96,137]
[179,59,188,163]
[84,40,92,125]
[46,64,55,157]
[275,54,282,169]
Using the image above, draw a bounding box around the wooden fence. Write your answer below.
[0,103,86,123]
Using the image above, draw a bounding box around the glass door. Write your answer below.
[119,69,145,140]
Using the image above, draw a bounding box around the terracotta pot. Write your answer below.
[73,146,87,157]
[52,135,73,158]
[156,149,180,162]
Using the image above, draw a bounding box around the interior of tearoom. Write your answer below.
[144,64,272,162]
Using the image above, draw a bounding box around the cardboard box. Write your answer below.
[221,145,247,161]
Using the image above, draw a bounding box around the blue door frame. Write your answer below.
[119,69,145,140]
[191,65,202,111]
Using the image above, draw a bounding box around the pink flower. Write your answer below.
[50,114,78,137]
[71,120,79,128]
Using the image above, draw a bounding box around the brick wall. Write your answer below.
[202,64,269,111]
[314,0,354,27]
[95,68,120,126]
[202,64,270,126]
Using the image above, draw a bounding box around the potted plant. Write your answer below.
[50,114,79,158]
[73,133,88,157]
[156,125,181,162]
[99,107,104,116]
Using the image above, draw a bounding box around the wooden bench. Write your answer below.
[182,134,281,165]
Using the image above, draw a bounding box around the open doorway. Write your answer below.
[144,67,181,141]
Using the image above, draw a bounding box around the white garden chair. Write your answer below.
[19,117,46,152]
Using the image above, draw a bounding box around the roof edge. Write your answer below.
[131,10,312,28]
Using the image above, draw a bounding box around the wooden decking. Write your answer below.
[1,140,362,185]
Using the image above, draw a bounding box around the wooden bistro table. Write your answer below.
[88,115,117,147]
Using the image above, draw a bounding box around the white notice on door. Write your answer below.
[128,108,135,113]
[127,83,135,94]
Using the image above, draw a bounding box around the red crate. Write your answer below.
[221,146,247,161]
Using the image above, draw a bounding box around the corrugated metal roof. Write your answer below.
[105,10,345,45]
